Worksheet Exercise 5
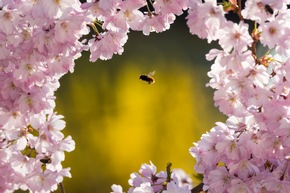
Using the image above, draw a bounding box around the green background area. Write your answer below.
[22,16,227,193]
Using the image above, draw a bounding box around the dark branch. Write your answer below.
[191,182,204,193]
[59,182,66,193]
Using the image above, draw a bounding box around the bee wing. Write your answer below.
[148,71,155,76]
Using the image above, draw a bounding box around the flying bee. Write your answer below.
[40,157,52,164]
[139,71,155,84]
[265,4,274,15]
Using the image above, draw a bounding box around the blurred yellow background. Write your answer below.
[53,16,225,193]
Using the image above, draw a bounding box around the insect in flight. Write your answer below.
[265,4,274,15]
[139,71,155,84]
[40,157,52,164]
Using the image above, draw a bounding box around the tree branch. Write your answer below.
[237,0,244,21]
[191,182,204,193]
[59,182,66,193]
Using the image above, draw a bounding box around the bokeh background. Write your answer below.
[54,15,226,193]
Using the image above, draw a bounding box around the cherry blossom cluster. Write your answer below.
[111,162,193,193]
[0,0,88,192]
[81,0,188,62]
[189,0,290,192]
[4,0,290,192]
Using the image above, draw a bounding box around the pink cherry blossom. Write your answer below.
[227,179,252,193]
[153,0,188,16]
[41,0,82,19]
[259,19,285,49]
[88,31,128,62]
[172,169,193,189]
[116,162,192,193]
[241,0,287,23]
[217,22,253,53]
[111,184,123,193]
[132,182,154,193]
[0,7,20,35]
[103,0,145,32]
[206,166,232,192]
[228,159,260,180]
[139,161,157,177]
[138,13,176,36]
[186,1,227,43]
[163,181,191,193]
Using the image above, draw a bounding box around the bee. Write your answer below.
[139,71,155,84]
[40,157,52,164]
[265,4,274,15]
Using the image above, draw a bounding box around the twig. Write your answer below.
[59,182,66,193]
[191,182,204,193]
[237,0,244,21]
[166,162,172,182]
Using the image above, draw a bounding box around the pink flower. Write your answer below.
[276,118,290,148]
[246,65,270,88]
[263,168,290,192]
[137,13,175,36]
[0,109,26,131]
[172,169,193,189]
[123,162,192,193]
[215,130,249,161]
[207,167,232,192]
[26,167,70,193]
[10,153,35,177]
[129,172,144,187]
[228,159,260,180]
[46,55,76,76]
[41,0,82,19]
[58,135,75,152]
[217,22,253,53]
[132,182,154,193]
[213,87,247,116]
[111,184,123,193]
[0,7,20,35]
[139,161,157,177]
[227,179,252,193]
[0,160,15,192]
[17,89,55,114]
[241,0,286,23]
[190,128,222,173]
[186,1,227,43]
[153,0,188,16]
[98,0,120,12]
[103,0,145,32]
[54,20,87,44]
[31,113,65,141]
[89,31,128,62]
[13,60,46,86]
[81,1,114,19]
[259,19,285,49]
[1,76,22,101]
[163,181,191,193]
